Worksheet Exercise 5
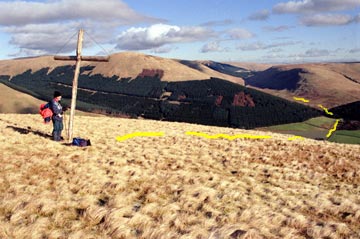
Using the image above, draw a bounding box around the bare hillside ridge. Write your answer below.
[245,62,360,108]
[0,52,243,83]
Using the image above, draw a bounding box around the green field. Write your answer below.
[262,117,360,145]
[329,130,360,144]
[264,116,335,131]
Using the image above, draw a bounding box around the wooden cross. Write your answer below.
[54,29,109,143]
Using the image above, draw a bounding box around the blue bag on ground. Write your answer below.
[72,137,91,147]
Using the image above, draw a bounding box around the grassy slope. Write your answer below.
[0,83,103,117]
[264,117,332,131]
[263,116,360,144]
[246,63,360,108]
[0,53,243,83]
[1,114,360,239]
[260,117,335,139]
[0,83,43,113]
[175,60,245,85]
[329,131,360,144]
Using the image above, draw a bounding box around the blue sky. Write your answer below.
[0,0,359,63]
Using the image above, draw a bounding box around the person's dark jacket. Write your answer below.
[50,99,63,121]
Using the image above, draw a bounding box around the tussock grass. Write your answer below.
[0,113,359,238]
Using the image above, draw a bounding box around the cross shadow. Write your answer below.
[6,125,51,139]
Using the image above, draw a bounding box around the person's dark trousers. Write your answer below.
[52,119,64,141]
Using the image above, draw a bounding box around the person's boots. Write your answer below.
[53,131,60,141]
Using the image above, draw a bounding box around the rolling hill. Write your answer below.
[0,113,359,238]
[224,61,273,72]
[2,54,359,111]
[0,74,321,130]
[244,62,360,108]
[0,83,43,114]
[0,53,322,129]
[176,60,246,84]
[3,53,360,133]
[0,52,244,83]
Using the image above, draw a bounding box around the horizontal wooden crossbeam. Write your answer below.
[54,55,110,62]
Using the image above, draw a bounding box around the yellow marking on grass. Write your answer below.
[288,135,305,141]
[326,119,340,138]
[293,97,310,103]
[318,104,334,116]
[116,132,164,141]
[185,131,272,140]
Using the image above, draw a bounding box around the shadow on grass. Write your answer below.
[6,125,51,139]
[0,118,76,144]
[6,125,79,146]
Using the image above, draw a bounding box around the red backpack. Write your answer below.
[39,103,53,123]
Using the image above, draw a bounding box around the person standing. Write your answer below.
[50,91,64,141]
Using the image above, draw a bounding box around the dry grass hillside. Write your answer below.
[174,60,245,85]
[0,84,104,117]
[0,52,244,83]
[0,84,44,114]
[224,62,273,72]
[91,52,211,81]
[1,113,359,239]
[247,63,360,108]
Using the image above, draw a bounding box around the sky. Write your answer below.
[0,0,359,63]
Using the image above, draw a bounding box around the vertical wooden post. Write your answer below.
[54,29,109,143]
[68,29,84,143]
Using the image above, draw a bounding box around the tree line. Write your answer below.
[0,66,322,129]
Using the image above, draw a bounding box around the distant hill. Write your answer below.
[224,61,273,72]
[0,83,43,114]
[0,52,245,83]
[2,54,359,109]
[0,53,321,129]
[244,63,360,108]
[176,60,246,84]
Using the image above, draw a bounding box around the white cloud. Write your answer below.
[350,48,360,53]
[5,23,80,54]
[8,48,49,58]
[201,41,225,53]
[302,48,330,57]
[248,10,270,21]
[201,19,233,27]
[226,28,254,39]
[301,14,354,26]
[283,48,350,61]
[116,24,215,51]
[0,0,165,57]
[273,0,360,14]
[0,0,159,26]
[3,21,119,56]
[354,13,360,23]
[238,42,267,51]
[237,41,300,51]
[151,46,175,54]
[286,48,330,58]
[268,48,284,53]
[273,1,360,26]
[263,47,354,62]
[263,25,293,32]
